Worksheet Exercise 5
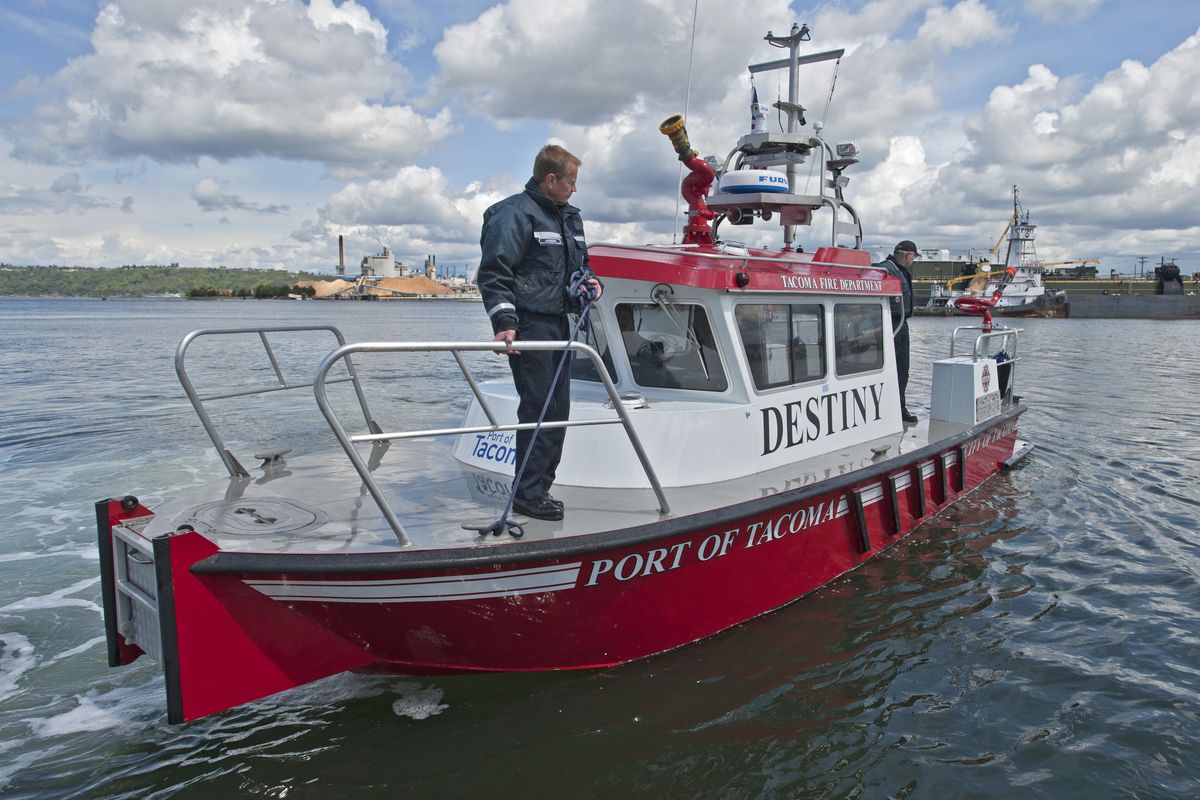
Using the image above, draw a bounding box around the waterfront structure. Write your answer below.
[918,187,1068,317]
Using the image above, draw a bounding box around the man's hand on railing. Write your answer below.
[493,328,520,356]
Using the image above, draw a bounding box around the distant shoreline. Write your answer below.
[0,264,477,299]
[0,293,482,301]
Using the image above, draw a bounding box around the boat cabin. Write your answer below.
[452,244,906,488]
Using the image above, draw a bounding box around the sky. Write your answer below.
[1,0,1198,277]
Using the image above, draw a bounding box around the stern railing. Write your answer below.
[950,325,1023,401]
[175,325,381,478]
[313,340,670,546]
[175,328,670,546]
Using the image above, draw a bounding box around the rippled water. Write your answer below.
[1,297,1198,798]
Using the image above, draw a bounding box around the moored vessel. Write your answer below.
[919,186,1068,317]
[96,25,1033,723]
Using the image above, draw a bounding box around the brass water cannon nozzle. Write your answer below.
[659,115,696,161]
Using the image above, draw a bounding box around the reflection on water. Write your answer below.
[1,299,1199,798]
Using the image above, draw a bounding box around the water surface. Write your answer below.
[0,297,1197,798]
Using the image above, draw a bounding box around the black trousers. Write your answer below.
[509,313,571,502]
[895,321,910,413]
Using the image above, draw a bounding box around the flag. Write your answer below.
[750,82,765,133]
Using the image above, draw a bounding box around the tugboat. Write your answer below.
[95,25,1033,723]
[919,186,1068,317]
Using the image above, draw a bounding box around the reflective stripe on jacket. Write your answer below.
[478,178,589,333]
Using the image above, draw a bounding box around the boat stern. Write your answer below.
[96,497,378,723]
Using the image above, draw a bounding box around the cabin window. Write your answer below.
[833,303,885,376]
[735,303,826,390]
[568,313,617,383]
[614,303,728,391]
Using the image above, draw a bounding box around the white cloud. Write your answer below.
[49,172,82,193]
[0,173,129,216]
[884,26,1200,260]
[489,0,1008,250]
[918,0,1006,51]
[857,135,939,226]
[432,0,795,125]
[306,166,506,263]
[191,177,289,214]
[4,0,1199,272]
[0,226,181,267]
[10,0,454,171]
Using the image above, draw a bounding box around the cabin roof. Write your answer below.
[590,243,902,297]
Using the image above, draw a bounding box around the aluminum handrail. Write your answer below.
[175,325,380,477]
[313,340,672,546]
[949,326,1022,360]
[950,325,1023,399]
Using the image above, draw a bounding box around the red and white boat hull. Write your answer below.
[99,410,1023,722]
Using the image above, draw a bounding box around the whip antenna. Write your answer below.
[803,56,841,194]
[672,0,700,244]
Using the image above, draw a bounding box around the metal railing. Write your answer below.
[950,325,1023,399]
[313,340,670,546]
[175,326,380,477]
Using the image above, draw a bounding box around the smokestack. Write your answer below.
[337,235,345,275]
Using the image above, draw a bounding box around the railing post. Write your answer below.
[174,325,383,477]
[313,340,672,545]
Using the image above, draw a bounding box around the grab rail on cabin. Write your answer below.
[950,325,1023,400]
[175,326,381,478]
[313,340,671,547]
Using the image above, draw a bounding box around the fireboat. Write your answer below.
[95,24,1032,723]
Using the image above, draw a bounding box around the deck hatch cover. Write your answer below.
[176,498,328,537]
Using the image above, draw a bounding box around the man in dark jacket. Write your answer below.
[880,240,918,424]
[477,144,602,521]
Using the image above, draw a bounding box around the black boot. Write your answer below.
[513,495,564,521]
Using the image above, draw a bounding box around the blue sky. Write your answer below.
[2,0,1199,276]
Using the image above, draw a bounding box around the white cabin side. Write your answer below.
[452,275,905,488]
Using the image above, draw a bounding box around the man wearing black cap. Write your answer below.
[880,240,918,424]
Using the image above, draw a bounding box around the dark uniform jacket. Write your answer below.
[478,178,590,334]
[879,253,915,322]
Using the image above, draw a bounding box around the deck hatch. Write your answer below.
[176,498,329,537]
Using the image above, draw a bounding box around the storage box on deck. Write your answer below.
[930,356,1001,425]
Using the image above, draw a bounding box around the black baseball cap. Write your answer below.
[895,240,918,254]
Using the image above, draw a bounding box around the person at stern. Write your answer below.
[879,240,918,424]
[477,144,602,522]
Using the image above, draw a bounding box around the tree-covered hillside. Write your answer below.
[0,264,330,297]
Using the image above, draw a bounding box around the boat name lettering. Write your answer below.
[472,432,518,465]
[584,530,739,586]
[744,501,837,548]
[761,383,885,455]
[779,275,883,293]
[583,500,845,588]
[961,419,1018,457]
